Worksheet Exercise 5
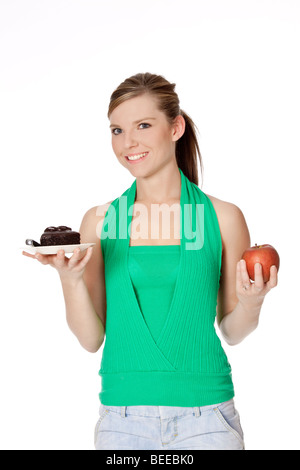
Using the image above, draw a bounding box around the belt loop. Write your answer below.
[121,406,127,418]
[193,407,201,418]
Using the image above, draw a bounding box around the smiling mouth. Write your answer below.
[126,152,149,162]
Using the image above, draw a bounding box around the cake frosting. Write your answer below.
[40,226,80,246]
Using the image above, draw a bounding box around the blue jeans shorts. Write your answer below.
[94,399,245,450]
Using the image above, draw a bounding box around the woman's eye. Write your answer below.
[112,128,122,135]
[139,123,150,129]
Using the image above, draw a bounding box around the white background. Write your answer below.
[0,0,299,450]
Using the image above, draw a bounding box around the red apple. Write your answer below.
[242,244,280,282]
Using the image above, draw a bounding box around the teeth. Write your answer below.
[127,152,148,161]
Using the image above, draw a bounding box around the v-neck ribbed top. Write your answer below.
[128,245,181,344]
[99,169,234,406]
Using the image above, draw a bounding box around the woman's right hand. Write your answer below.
[22,247,94,282]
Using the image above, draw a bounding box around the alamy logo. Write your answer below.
[96,197,204,251]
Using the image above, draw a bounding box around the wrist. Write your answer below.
[238,299,262,318]
[59,273,84,288]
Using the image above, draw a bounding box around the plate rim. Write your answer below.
[21,242,96,254]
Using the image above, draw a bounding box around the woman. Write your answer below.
[23,73,278,450]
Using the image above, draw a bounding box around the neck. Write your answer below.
[135,161,181,204]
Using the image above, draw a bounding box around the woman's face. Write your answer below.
[109,94,183,178]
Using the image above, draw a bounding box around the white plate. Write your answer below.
[21,243,96,255]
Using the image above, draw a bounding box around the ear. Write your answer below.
[171,115,186,142]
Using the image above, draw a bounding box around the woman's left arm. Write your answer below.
[210,197,278,346]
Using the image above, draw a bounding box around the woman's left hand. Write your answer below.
[236,259,278,309]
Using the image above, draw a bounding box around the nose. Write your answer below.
[124,130,138,149]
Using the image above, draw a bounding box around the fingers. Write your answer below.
[266,265,278,290]
[68,247,87,268]
[237,259,278,298]
[254,263,278,292]
[237,259,251,291]
[253,263,264,291]
[22,249,67,267]
[35,252,60,266]
[22,251,36,259]
[22,250,52,264]
[236,260,243,290]
[54,249,67,268]
[22,246,93,274]
[69,246,93,271]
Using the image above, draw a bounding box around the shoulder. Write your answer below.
[82,201,113,220]
[206,194,250,248]
[80,201,113,244]
[206,194,245,223]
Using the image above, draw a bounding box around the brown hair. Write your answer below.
[108,73,203,187]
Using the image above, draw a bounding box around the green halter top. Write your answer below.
[99,169,234,406]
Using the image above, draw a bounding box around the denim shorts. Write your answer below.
[94,399,245,450]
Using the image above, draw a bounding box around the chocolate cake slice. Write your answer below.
[40,226,80,246]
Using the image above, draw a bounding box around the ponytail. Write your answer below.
[176,110,203,187]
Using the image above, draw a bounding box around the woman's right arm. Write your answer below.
[22,203,111,353]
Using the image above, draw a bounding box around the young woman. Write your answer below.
[23,73,278,450]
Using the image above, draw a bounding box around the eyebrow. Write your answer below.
[109,117,156,128]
